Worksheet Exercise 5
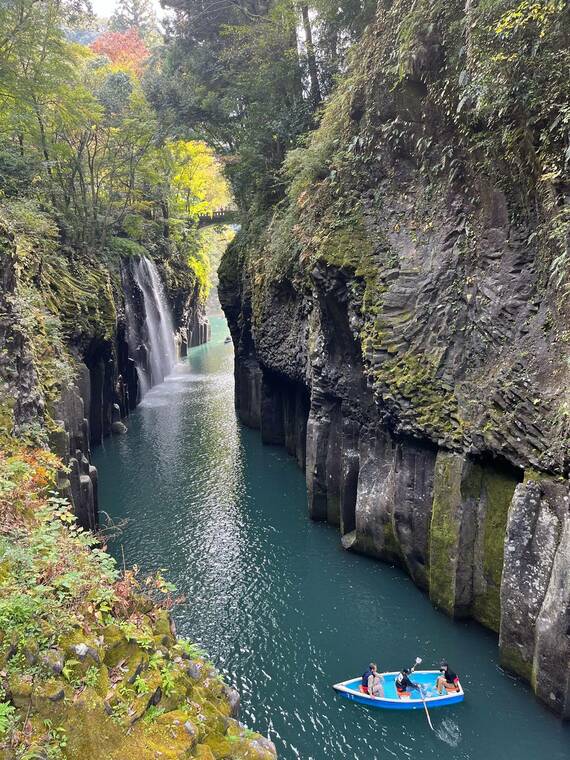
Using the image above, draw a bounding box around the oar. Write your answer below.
[418,685,435,732]
[409,657,435,732]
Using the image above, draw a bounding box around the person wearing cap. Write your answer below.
[395,667,419,696]
[436,661,460,694]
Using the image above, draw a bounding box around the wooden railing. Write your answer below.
[197,209,239,227]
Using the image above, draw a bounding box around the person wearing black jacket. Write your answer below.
[361,663,377,694]
[436,661,460,694]
[395,667,419,696]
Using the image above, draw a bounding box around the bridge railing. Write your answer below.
[197,208,238,227]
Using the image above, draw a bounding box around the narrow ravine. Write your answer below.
[93,317,570,760]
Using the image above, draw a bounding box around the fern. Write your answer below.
[0,701,15,735]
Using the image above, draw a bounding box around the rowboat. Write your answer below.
[333,670,464,710]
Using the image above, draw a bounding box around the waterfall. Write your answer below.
[129,256,176,393]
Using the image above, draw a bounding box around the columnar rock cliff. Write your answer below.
[0,221,209,530]
[219,1,570,718]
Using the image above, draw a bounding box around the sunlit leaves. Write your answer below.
[495,0,565,38]
[90,28,150,76]
[168,140,231,218]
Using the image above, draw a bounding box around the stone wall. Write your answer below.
[64,257,211,526]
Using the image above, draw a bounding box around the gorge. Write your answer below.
[1,0,569,757]
[94,316,570,759]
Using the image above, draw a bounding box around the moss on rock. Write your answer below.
[0,449,275,759]
[472,468,517,632]
[428,452,464,616]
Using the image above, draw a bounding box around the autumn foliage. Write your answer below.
[90,27,150,76]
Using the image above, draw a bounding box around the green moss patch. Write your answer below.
[428,453,464,616]
[472,468,518,632]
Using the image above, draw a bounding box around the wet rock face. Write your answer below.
[0,239,207,530]
[217,9,569,717]
[351,427,436,590]
[500,479,570,718]
[0,229,44,434]
[219,231,569,717]
[64,258,209,528]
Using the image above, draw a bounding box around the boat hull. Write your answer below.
[333,670,464,711]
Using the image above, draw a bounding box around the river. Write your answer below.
[93,316,570,760]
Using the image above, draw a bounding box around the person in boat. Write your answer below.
[395,667,419,696]
[436,661,460,694]
[368,668,384,698]
[361,663,383,696]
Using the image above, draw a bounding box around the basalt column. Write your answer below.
[342,426,436,591]
[428,454,520,630]
[500,477,570,718]
[50,364,98,531]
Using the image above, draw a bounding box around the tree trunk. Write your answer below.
[301,5,321,108]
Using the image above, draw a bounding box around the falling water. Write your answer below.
[130,257,176,392]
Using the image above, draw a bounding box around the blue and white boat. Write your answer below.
[333,670,464,710]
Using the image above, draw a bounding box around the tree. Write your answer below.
[0,0,233,317]
[154,0,377,214]
[153,0,309,212]
[109,0,157,35]
[90,28,150,76]
[300,5,322,109]
[168,140,231,218]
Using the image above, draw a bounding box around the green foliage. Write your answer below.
[142,705,165,724]
[108,236,149,258]
[177,639,208,660]
[148,651,165,671]
[43,720,68,757]
[160,663,176,696]
[83,666,101,689]
[156,0,379,213]
[61,659,81,683]
[0,0,231,315]
[0,702,16,736]
[0,453,120,668]
[116,619,154,650]
[548,207,570,293]
[154,0,305,211]
[109,0,157,35]
[121,213,146,241]
[133,674,150,696]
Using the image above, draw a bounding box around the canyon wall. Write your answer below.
[219,2,570,719]
[221,230,570,720]
[0,227,274,760]
[0,224,209,531]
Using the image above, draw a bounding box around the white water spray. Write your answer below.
[435,718,462,747]
[131,257,176,391]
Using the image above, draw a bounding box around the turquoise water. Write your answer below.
[93,317,570,759]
